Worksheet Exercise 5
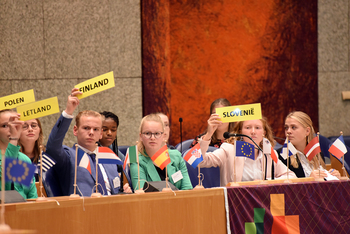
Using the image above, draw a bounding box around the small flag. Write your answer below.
[304,137,321,161]
[77,147,91,174]
[5,158,36,186]
[329,135,348,159]
[236,141,255,160]
[151,145,171,170]
[263,138,278,163]
[183,143,203,168]
[123,145,138,170]
[38,152,56,172]
[281,139,297,160]
[97,147,123,165]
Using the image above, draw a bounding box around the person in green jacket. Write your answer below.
[130,114,193,191]
[0,109,37,199]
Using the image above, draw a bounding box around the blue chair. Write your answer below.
[183,146,220,188]
[118,145,129,156]
[175,139,195,153]
[42,168,64,197]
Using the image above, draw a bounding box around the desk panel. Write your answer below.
[227,181,350,233]
[5,188,227,234]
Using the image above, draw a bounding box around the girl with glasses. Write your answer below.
[130,114,193,191]
[18,118,44,181]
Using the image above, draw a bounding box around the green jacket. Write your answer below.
[0,143,38,199]
[130,149,193,191]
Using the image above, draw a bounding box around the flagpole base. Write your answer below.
[0,224,11,231]
[340,176,349,181]
[36,197,48,202]
[226,182,240,187]
[91,192,102,197]
[283,179,293,184]
[259,180,268,185]
[162,187,172,192]
[193,185,205,190]
[135,189,145,194]
[69,194,80,199]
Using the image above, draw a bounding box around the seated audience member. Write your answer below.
[99,111,130,192]
[45,88,131,196]
[191,98,234,148]
[0,110,37,199]
[157,112,175,149]
[199,114,296,186]
[279,111,340,179]
[99,111,124,160]
[130,114,193,191]
[18,118,45,181]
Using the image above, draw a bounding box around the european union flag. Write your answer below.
[5,158,36,187]
[236,141,255,160]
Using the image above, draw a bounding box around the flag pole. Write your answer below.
[135,143,145,194]
[314,133,324,182]
[339,131,349,180]
[162,165,172,192]
[91,143,102,197]
[36,145,48,202]
[0,150,10,231]
[194,163,205,190]
[70,144,80,199]
[228,137,239,187]
[284,135,292,184]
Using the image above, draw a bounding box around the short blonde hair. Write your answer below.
[137,114,164,155]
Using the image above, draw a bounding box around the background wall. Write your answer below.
[0,0,349,147]
[0,0,142,147]
[318,0,350,137]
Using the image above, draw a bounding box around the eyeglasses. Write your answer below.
[142,132,163,139]
[23,123,39,130]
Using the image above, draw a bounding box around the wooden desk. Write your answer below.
[5,188,227,234]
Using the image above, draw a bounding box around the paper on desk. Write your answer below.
[324,170,339,181]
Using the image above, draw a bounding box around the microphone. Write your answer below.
[179,118,183,152]
[223,132,245,138]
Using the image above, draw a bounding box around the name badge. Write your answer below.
[113,177,120,188]
[171,170,183,183]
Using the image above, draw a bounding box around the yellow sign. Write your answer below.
[0,89,35,110]
[75,71,115,99]
[216,103,262,123]
[17,97,60,121]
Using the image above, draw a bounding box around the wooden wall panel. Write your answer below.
[142,0,318,145]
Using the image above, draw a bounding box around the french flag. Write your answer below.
[97,147,123,165]
[183,143,203,168]
[329,135,348,159]
[77,147,92,174]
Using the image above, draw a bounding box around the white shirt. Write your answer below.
[241,151,264,181]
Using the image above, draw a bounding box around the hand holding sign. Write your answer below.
[65,88,82,115]
[215,103,262,123]
[8,113,24,145]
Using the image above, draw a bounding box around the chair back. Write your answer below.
[118,145,129,156]
[175,139,194,153]
[182,146,220,188]
[42,168,64,197]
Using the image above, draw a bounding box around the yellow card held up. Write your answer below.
[74,71,115,99]
[216,103,262,123]
[0,89,35,110]
[17,97,60,121]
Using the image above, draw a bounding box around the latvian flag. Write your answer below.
[304,137,321,161]
[77,147,91,174]
[97,147,123,165]
[38,152,56,172]
[329,135,348,159]
[151,145,171,170]
[183,143,203,168]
